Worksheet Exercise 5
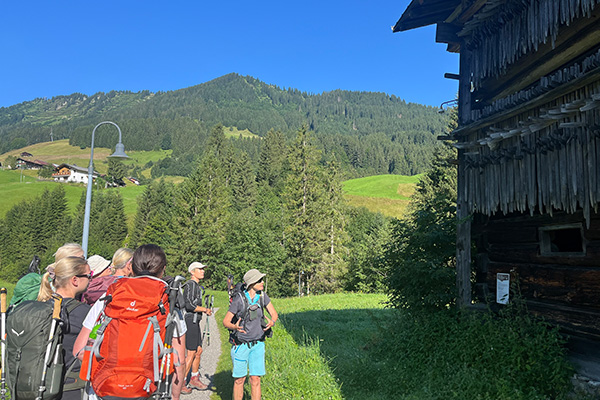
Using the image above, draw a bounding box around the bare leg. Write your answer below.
[249,376,261,400]
[192,346,203,373]
[233,376,246,400]
[184,349,197,378]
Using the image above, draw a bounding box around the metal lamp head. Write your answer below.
[108,142,130,160]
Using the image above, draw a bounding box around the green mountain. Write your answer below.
[0,73,448,177]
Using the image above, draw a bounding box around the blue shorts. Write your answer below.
[231,341,266,378]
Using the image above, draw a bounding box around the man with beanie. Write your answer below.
[223,268,278,400]
[181,262,212,393]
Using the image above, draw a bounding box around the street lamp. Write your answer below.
[82,121,130,257]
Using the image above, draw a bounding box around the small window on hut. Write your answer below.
[539,224,585,256]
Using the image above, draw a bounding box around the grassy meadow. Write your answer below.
[343,174,420,219]
[0,169,143,228]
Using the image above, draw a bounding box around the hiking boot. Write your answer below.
[189,376,208,390]
[181,385,193,395]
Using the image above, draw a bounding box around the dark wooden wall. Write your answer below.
[474,210,600,337]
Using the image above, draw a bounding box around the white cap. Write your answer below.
[188,262,207,273]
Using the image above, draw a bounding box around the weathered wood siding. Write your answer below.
[474,210,600,337]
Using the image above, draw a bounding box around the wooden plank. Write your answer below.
[475,11,600,103]
[453,67,600,137]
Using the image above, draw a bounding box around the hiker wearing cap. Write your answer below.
[81,255,115,305]
[223,268,278,400]
[182,262,212,393]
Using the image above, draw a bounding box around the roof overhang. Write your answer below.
[393,0,461,32]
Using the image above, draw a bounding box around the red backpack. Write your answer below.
[80,276,176,398]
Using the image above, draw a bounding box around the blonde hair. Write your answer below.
[38,256,89,301]
[111,248,134,273]
[53,243,84,261]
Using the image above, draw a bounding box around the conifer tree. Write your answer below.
[171,152,231,282]
[282,126,328,295]
[231,151,257,211]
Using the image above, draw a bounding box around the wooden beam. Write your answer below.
[453,65,600,137]
[458,0,487,23]
[436,22,461,45]
[456,45,473,307]
[444,73,460,80]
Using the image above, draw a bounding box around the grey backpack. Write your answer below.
[6,297,79,400]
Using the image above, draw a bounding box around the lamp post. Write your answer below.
[82,121,129,257]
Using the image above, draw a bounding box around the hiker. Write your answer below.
[110,247,134,277]
[182,262,212,393]
[11,243,84,307]
[80,255,112,305]
[81,247,134,306]
[223,269,278,400]
[37,256,92,400]
[73,244,188,400]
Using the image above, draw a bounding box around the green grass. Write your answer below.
[0,169,143,227]
[223,126,261,139]
[0,279,16,304]
[342,174,420,199]
[212,292,388,400]
[342,174,421,219]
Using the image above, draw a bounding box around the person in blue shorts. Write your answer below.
[223,269,278,400]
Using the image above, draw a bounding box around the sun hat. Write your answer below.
[188,262,207,273]
[87,255,111,276]
[243,269,266,286]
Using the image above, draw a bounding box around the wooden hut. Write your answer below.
[395,0,600,339]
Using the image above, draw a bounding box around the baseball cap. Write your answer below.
[188,262,207,273]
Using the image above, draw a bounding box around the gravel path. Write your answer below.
[186,307,222,399]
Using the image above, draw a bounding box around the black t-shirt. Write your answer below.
[61,298,91,368]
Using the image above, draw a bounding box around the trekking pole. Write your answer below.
[36,294,63,400]
[157,276,185,400]
[0,288,7,400]
[202,295,210,346]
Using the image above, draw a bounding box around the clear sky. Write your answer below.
[0,1,458,109]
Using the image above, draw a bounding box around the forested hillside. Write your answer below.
[0,73,448,177]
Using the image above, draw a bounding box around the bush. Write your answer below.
[372,307,573,399]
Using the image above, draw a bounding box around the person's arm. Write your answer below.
[263,302,278,330]
[223,311,246,333]
[171,334,186,400]
[73,326,91,361]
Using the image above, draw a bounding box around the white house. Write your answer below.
[52,164,99,184]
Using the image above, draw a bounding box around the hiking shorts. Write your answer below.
[231,341,266,377]
[184,314,202,351]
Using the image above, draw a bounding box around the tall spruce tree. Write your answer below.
[171,151,231,282]
[282,126,328,295]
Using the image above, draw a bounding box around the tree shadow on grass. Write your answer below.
[279,307,396,400]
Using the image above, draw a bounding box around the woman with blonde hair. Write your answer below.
[10,243,84,307]
[38,256,92,400]
[110,247,134,276]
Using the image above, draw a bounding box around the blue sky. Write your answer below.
[0,1,458,109]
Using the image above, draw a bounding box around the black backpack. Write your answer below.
[6,297,81,400]
[228,282,272,345]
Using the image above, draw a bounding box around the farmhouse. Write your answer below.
[16,158,50,170]
[52,163,99,184]
[395,0,600,341]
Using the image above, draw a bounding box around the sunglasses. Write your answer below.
[75,273,93,280]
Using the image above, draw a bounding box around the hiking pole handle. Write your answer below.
[0,288,6,314]
[52,294,62,320]
[1,288,7,399]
